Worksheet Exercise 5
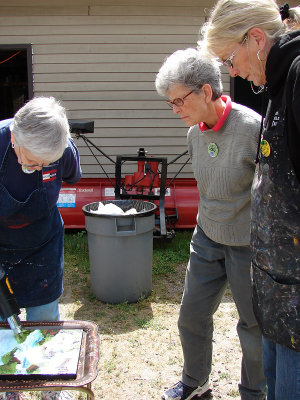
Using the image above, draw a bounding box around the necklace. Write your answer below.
[246,37,265,95]
[250,81,265,95]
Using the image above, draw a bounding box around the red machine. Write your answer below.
[59,121,199,238]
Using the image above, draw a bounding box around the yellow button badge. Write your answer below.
[260,140,271,157]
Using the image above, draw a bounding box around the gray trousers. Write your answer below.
[179,225,266,400]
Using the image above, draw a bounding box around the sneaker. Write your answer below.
[162,379,211,400]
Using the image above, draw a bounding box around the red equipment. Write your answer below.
[59,177,199,233]
[59,121,199,237]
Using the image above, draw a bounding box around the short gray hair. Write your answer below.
[11,97,70,162]
[199,0,285,58]
[155,48,223,100]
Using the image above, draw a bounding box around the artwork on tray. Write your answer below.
[0,328,83,380]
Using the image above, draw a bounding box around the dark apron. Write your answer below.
[0,139,64,308]
[251,91,300,351]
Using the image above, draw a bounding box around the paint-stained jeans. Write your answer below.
[178,224,266,400]
[262,336,300,400]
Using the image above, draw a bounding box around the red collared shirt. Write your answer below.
[198,95,232,132]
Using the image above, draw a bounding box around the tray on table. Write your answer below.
[0,320,99,400]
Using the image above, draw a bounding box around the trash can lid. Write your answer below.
[82,199,157,218]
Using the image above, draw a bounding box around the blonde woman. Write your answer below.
[200,1,300,399]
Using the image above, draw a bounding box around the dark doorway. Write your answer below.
[231,76,265,115]
[0,44,33,120]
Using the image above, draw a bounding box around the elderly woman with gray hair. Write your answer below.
[155,48,266,400]
[0,97,81,400]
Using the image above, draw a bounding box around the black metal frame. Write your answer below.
[69,120,190,238]
[115,154,168,236]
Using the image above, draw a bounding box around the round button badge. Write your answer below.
[208,143,219,158]
[260,140,271,157]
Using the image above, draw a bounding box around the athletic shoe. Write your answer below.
[162,379,211,400]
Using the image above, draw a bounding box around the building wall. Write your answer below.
[0,0,221,178]
[1,0,296,178]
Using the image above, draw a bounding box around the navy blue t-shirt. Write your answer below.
[0,119,81,208]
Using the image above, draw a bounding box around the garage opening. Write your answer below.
[0,45,33,120]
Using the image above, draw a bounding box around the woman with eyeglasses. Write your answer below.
[155,48,266,400]
[0,97,81,400]
[200,1,300,399]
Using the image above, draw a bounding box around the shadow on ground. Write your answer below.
[61,257,233,337]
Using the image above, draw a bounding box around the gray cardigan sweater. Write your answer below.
[187,99,261,246]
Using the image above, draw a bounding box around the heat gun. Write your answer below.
[0,266,23,334]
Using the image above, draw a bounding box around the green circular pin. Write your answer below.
[208,143,219,157]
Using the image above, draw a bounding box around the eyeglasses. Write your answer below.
[17,146,59,169]
[17,146,44,168]
[166,90,194,108]
[223,36,247,69]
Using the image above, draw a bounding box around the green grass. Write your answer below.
[64,230,89,276]
[153,231,192,275]
[64,229,192,278]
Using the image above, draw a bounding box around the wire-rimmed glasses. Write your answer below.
[222,36,247,69]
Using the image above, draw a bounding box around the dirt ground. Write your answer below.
[57,262,242,400]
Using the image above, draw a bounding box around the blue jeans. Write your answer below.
[25,299,60,321]
[262,336,300,400]
[0,299,60,323]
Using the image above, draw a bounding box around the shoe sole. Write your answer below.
[186,379,211,400]
[162,380,211,400]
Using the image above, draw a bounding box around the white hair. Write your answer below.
[155,48,223,100]
[11,97,70,162]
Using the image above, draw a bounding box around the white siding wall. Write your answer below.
[0,0,230,177]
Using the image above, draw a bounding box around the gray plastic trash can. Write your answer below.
[82,200,157,304]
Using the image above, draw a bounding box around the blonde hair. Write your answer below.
[199,0,285,58]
